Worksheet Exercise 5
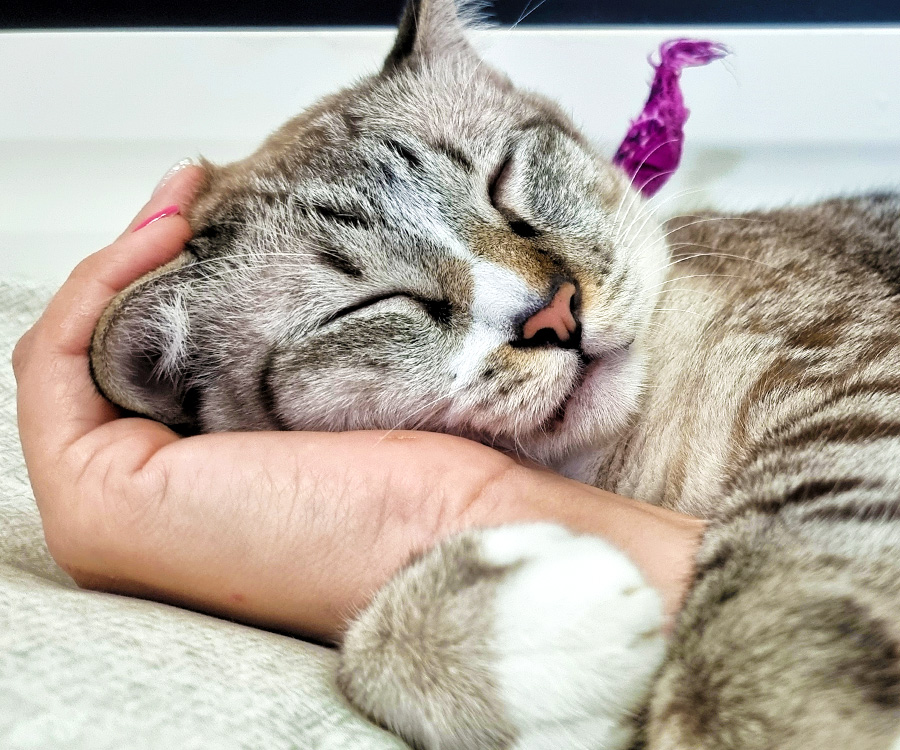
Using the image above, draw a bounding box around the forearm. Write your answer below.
[64,430,702,643]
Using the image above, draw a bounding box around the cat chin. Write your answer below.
[517,348,645,467]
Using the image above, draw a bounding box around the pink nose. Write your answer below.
[522,282,579,343]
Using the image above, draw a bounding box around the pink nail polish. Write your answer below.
[133,205,180,232]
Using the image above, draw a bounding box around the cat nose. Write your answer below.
[514,281,581,349]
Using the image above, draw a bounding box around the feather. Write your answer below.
[613,39,729,197]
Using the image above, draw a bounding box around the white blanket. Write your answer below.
[0,279,407,749]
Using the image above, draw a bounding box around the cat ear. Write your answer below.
[382,0,480,72]
[90,254,198,430]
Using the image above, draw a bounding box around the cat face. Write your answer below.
[91,0,668,465]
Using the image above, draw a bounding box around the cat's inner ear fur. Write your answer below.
[90,254,197,429]
[382,0,481,72]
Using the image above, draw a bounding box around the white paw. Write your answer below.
[338,522,664,750]
[481,523,665,750]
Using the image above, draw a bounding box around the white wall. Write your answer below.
[1,28,899,281]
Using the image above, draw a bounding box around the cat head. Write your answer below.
[90,0,668,465]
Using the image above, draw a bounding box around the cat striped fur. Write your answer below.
[622,196,900,748]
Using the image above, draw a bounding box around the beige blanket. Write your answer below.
[0,279,407,749]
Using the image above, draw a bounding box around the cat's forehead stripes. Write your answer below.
[315,245,364,279]
[381,136,476,177]
[433,141,475,172]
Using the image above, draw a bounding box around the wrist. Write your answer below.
[456,463,706,626]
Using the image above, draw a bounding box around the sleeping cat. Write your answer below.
[89,1,900,748]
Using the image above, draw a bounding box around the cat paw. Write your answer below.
[338,523,665,750]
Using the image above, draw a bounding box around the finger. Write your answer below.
[13,163,203,373]
[119,159,204,239]
[36,165,204,359]
[16,166,204,466]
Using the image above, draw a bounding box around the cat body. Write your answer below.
[608,198,900,747]
[604,197,900,514]
[339,195,900,750]
[90,2,900,747]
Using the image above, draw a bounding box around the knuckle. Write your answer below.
[40,511,85,576]
[11,329,33,377]
[38,457,116,583]
[67,250,111,290]
[66,259,94,287]
[40,489,120,590]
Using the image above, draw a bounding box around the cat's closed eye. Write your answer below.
[324,292,453,327]
[488,154,540,238]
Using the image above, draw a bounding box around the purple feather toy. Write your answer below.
[613,39,729,197]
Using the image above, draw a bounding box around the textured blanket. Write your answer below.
[0,279,407,749]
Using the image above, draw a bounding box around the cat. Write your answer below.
[89,1,900,748]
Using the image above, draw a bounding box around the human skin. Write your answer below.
[12,165,705,643]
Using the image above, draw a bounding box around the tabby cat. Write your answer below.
[89,2,900,748]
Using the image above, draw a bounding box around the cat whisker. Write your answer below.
[611,138,683,229]
[626,217,772,264]
[645,272,746,292]
[617,185,709,253]
[150,250,313,280]
[650,247,781,275]
[613,183,689,265]
[652,306,717,323]
[374,381,474,443]
[649,215,771,248]
[653,286,732,305]
[190,264,300,287]
[611,137,684,238]
[179,245,366,288]
[462,0,551,90]
[510,422,527,464]
[511,0,549,29]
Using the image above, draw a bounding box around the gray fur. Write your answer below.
[337,532,519,749]
[90,1,900,748]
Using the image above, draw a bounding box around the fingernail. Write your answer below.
[133,205,180,232]
[152,158,196,196]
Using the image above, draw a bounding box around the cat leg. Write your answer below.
[645,517,900,750]
[337,522,665,750]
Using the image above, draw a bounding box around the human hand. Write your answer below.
[12,163,521,641]
[13,164,704,642]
